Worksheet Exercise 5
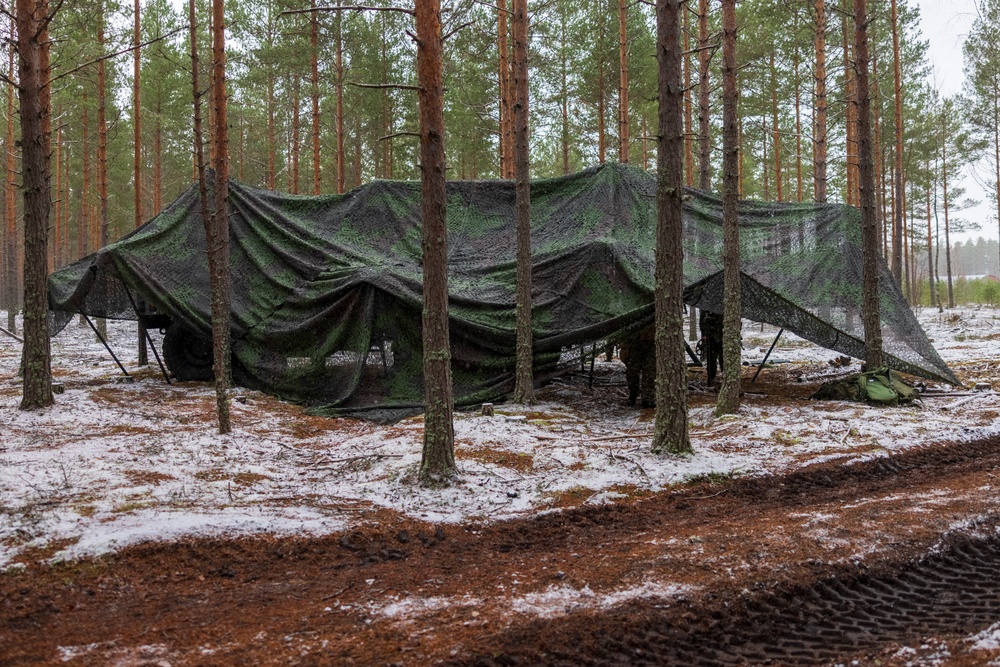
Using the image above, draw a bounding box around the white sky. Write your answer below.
[914,0,997,241]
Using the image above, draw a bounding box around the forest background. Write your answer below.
[2,0,1000,319]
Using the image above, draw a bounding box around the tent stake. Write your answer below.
[81,313,131,379]
[120,283,172,385]
[589,343,597,388]
[752,328,783,383]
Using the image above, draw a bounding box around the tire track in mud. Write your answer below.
[457,437,1000,667]
[6,435,1000,666]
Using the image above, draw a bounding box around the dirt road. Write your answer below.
[5,436,1000,666]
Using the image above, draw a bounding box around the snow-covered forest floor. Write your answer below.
[3,307,999,570]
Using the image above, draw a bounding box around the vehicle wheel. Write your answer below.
[162,323,214,381]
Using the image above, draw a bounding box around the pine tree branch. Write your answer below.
[379,131,419,142]
[48,26,187,86]
[280,5,414,17]
[348,81,419,91]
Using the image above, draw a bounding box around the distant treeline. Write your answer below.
[914,237,1000,279]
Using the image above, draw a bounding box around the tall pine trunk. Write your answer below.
[716,0,741,415]
[618,0,629,163]
[17,0,53,409]
[942,124,954,308]
[311,0,321,194]
[891,0,904,283]
[511,0,533,404]
[497,0,511,177]
[134,0,148,364]
[211,0,232,432]
[854,0,884,370]
[5,9,17,333]
[697,0,710,190]
[415,0,456,482]
[813,0,827,202]
[651,0,689,455]
[335,3,345,193]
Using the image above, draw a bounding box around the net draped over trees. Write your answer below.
[47,163,957,422]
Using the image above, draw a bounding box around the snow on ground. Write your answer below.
[2,307,1000,568]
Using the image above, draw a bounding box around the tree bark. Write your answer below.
[498,0,512,177]
[79,91,89,263]
[415,0,456,482]
[770,50,781,201]
[842,0,858,206]
[651,0,690,455]
[17,0,53,409]
[134,0,148,364]
[335,2,345,193]
[926,157,935,308]
[716,0,741,415]
[97,0,109,338]
[814,0,827,202]
[683,8,693,187]
[697,0,710,190]
[291,75,300,193]
[618,0,629,163]
[942,123,954,309]
[6,8,17,333]
[311,0,321,194]
[890,0,904,283]
[511,0,533,404]
[853,0,883,370]
[794,46,803,202]
[211,0,233,432]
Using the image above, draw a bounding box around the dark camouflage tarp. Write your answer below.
[48,163,958,420]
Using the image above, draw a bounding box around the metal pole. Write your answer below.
[81,312,131,378]
[120,283,172,385]
[752,327,784,383]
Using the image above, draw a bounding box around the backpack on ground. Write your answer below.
[812,366,918,406]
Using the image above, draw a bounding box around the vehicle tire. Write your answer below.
[162,323,214,381]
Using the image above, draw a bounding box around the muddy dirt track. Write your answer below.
[5,435,1000,666]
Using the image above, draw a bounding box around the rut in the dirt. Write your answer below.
[464,525,1000,665]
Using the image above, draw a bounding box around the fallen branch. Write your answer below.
[0,324,22,343]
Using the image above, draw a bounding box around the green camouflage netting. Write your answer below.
[48,163,958,420]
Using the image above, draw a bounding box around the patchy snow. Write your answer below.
[2,307,1000,568]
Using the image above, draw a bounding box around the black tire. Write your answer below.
[162,323,214,381]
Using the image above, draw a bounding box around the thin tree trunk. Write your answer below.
[53,119,60,271]
[891,0,904,283]
[794,46,803,202]
[154,94,163,214]
[335,2,345,193]
[683,8,693,187]
[292,75,300,194]
[652,0,690,455]
[212,0,232,433]
[926,158,935,308]
[842,1,858,206]
[17,0,53,409]
[353,115,362,187]
[560,2,569,175]
[79,92,89,263]
[697,0,710,190]
[498,0,511,177]
[5,9,15,332]
[814,0,827,202]
[311,0,321,194]
[994,90,1000,275]
[943,128,954,308]
[771,50,781,201]
[415,0,455,482]
[267,70,276,189]
[854,0,883,369]
[511,0,533,404]
[716,0,741,415]
[97,1,109,337]
[134,0,148,364]
[618,0,629,163]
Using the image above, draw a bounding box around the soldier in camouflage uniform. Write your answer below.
[619,325,656,408]
[699,310,724,386]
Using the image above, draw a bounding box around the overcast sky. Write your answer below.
[913,0,996,241]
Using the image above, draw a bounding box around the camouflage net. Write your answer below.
[48,163,958,421]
